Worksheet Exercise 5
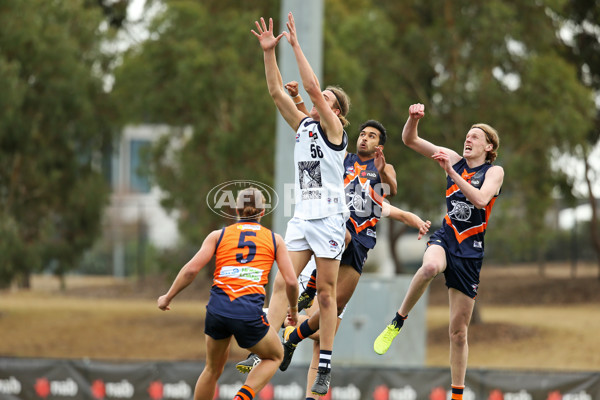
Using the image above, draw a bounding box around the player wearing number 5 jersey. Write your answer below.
[157,188,298,400]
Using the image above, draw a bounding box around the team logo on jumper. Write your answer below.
[350,193,367,211]
[299,161,322,199]
[448,200,474,221]
[206,180,278,219]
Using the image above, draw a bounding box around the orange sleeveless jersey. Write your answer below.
[213,221,276,302]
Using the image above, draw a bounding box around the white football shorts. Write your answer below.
[285,212,348,260]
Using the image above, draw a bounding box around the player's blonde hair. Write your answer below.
[326,85,351,128]
[472,123,500,163]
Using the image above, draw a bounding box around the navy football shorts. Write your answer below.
[204,309,270,348]
[427,231,482,299]
[340,236,369,275]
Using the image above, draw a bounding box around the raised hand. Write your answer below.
[285,81,300,97]
[282,12,298,47]
[408,103,425,120]
[251,17,283,51]
[374,146,386,172]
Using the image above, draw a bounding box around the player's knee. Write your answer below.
[449,327,468,347]
[203,362,225,377]
[260,346,283,363]
[272,347,284,363]
[418,263,441,280]
[316,291,334,309]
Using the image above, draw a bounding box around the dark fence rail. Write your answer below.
[0,358,598,400]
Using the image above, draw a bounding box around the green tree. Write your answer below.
[324,0,594,270]
[0,0,116,287]
[113,0,595,275]
[112,0,279,250]
[555,0,600,275]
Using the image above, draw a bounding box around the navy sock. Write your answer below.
[288,320,317,345]
[305,268,317,296]
[391,312,407,329]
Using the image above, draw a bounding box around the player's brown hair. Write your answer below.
[236,187,265,220]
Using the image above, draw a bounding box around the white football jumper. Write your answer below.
[293,117,349,220]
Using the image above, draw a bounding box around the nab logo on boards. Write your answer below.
[488,389,592,400]
[147,380,192,400]
[91,379,134,399]
[28,376,193,400]
[0,376,21,396]
[34,378,78,398]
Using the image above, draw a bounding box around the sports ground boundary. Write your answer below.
[0,357,598,400]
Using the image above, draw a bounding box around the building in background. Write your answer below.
[80,125,187,277]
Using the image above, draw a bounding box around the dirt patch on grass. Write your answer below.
[427,263,600,306]
[424,263,600,370]
[428,321,539,346]
[1,262,599,370]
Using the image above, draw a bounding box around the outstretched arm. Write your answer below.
[382,202,431,240]
[283,12,344,145]
[402,103,461,164]
[252,17,306,131]
[157,230,221,310]
[433,152,505,209]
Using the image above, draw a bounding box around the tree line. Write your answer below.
[1,0,599,287]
